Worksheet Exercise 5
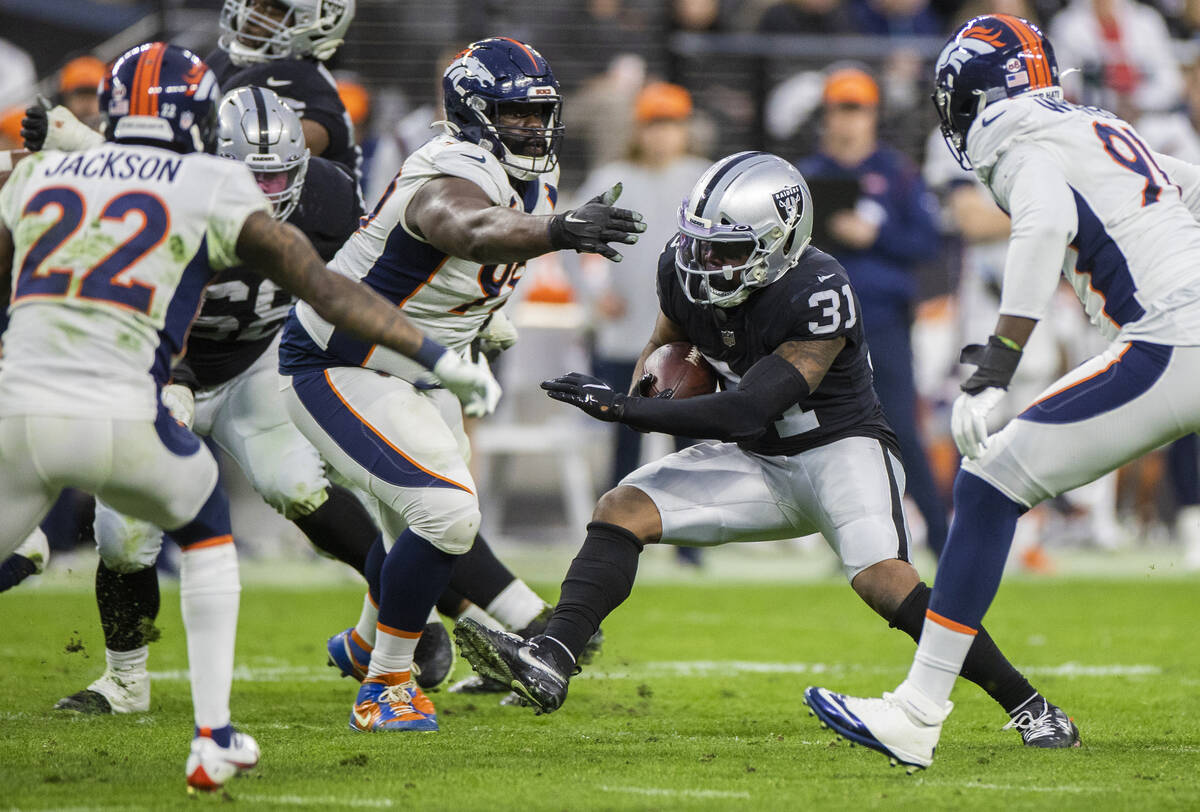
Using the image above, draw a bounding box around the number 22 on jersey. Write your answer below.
[13,186,168,314]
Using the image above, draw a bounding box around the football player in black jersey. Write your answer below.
[208,0,361,182]
[455,151,1078,748]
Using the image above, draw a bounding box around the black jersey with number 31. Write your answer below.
[179,157,362,388]
[656,240,897,457]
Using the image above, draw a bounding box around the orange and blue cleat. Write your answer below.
[349,674,438,732]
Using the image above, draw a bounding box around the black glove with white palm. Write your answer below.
[541,373,627,421]
[547,183,646,262]
[951,335,1022,459]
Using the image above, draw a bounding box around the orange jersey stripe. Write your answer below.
[925,609,979,636]
[376,621,423,639]
[185,534,234,551]
[322,369,474,494]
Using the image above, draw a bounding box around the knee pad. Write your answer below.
[404,489,480,555]
[94,503,164,572]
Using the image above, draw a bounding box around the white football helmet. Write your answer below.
[219,0,355,65]
[675,151,814,308]
[216,86,310,221]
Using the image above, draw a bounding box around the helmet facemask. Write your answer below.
[248,156,308,220]
[470,97,564,180]
[219,0,352,65]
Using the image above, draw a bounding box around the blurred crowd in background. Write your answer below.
[4,0,1200,572]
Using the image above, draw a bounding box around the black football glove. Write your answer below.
[541,372,628,421]
[21,98,49,152]
[547,182,646,262]
[634,371,674,399]
[959,334,1022,394]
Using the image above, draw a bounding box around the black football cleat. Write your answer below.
[453,619,571,714]
[1003,697,1082,748]
[412,618,455,692]
[54,689,114,714]
[513,605,604,667]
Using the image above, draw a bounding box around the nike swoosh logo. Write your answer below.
[265,77,291,87]
[353,708,372,728]
[517,645,560,679]
[564,214,587,223]
[581,384,610,390]
[980,111,1005,127]
[817,273,836,282]
[464,154,487,163]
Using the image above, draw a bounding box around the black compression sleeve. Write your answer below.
[618,353,810,441]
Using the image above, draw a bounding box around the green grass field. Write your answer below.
[2,557,1198,811]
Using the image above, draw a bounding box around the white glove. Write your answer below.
[950,387,1006,459]
[43,105,105,151]
[476,310,518,356]
[161,383,196,430]
[432,349,502,418]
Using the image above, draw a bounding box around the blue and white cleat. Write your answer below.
[326,628,372,682]
[349,677,438,732]
[803,683,952,771]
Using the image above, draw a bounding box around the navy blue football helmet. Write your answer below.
[99,43,221,154]
[933,14,1060,168]
[442,37,564,180]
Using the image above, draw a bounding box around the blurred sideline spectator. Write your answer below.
[849,0,944,35]
[0,106,23,151]
[756,0,853,32]
[572,82,711,566]
[799,67,949,556]
[57,55,105,130]
[1050,0,1183,119]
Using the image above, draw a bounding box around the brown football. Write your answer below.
[643,342,718,399]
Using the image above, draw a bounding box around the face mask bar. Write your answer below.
[674,208,768,307]
[482,99,564,176]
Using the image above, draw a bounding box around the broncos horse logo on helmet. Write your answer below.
[933,14,1060,168]
[99,42,221,154]
[442,37,564,181]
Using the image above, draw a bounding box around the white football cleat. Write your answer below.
[55,667,150,714]
[804,682,952,769]
[185,727,259,792]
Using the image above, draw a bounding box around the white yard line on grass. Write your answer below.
[913,779,1106,794]
[239,795,394,807]
[145,660,1163,683]
[599,785,751,800]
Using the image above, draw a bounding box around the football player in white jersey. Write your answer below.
[806,15,1200,770]
[278,36,645,731]
[0,42,497,791]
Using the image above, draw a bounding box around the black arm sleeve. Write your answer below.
[618,354,810,442]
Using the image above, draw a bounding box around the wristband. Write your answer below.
[413,336,448,370]
[995,335,1022,352]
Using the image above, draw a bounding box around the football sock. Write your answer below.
[368,626,421,679]
[543,522,643,664]
[354,591,380,649]
[105,644,149,675]
[376,528,456,635]
[889,581,1038,714]
[447,532,519,608]
[179,540,240,731]
[195,723,233,748]
[292,485,378,576]
[459,601,503,630]
[363,533,385,605]
[905,614,977,708]
[928,471,1024,628]
[0,554,37,592]
[486,580,546,632]
[95,561,160,651]
[436,586,468,617]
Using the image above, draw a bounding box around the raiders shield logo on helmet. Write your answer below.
[772,184,804,225]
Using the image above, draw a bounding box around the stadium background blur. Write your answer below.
[4,0,1200,575]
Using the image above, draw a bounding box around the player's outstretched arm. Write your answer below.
[542,338,843,442]
[408,177,644,264]
[236,211,500,414]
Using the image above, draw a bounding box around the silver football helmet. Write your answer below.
[219,0,355,65]
[216,86,310,221]
[675,151,814,308]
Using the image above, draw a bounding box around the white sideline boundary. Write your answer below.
[145,660,1163,683]
[239,795,394,807]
